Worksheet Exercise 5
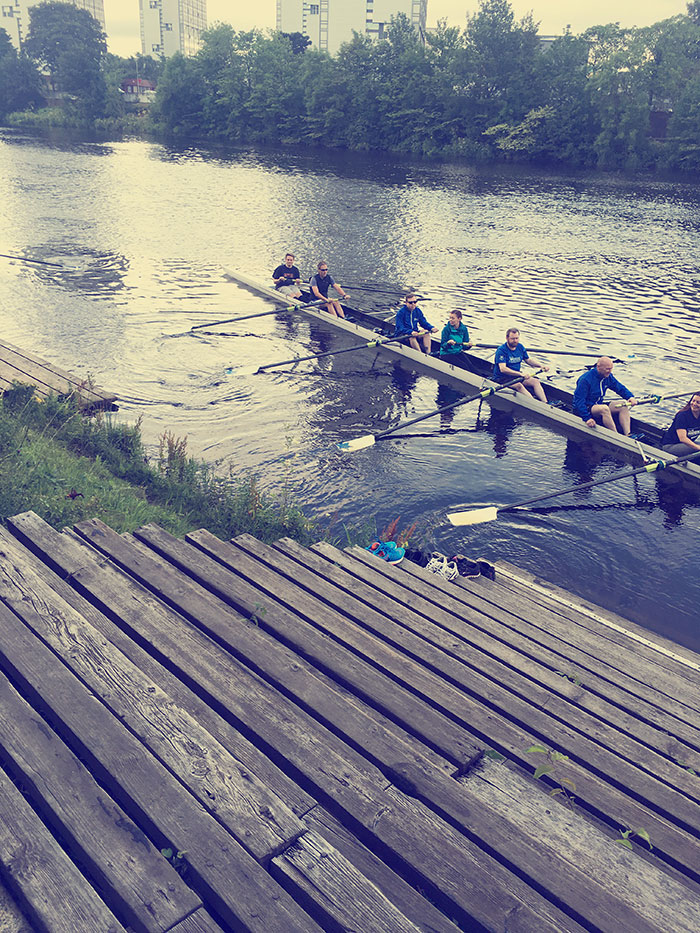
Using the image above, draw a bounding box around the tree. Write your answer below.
[0,26,43,118]
[24,1,107,120]
[281,32,311,55]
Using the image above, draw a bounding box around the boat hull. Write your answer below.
[223,269,700,483]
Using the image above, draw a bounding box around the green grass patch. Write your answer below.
[0,383,318,543]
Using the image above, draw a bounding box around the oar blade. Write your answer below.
[226,364,261,376]
[448,506,499,527]
[337,435,376,452]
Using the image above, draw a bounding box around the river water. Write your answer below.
[1,129,699,652]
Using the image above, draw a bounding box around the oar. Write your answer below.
[448,448,700,527]
[189,297,329,331]
[472,344,632,362]
[338,371,541,452]
[233,330,427,377]
[0,252,66,268]
[610,390,699,409]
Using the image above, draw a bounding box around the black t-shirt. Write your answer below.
[661,408,700,446]
[273,264,300,287]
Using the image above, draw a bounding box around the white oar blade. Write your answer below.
[337,435,376,452]
[448,506,499,527]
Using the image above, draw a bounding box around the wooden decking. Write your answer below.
[0,341,117,411]
[0,512,698,932]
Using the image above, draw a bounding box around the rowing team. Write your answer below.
[272,257,700,455]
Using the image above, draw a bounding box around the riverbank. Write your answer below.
[0,384,316,544]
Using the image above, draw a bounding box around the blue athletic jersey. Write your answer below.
[493,342,529,379]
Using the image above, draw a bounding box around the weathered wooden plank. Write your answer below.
[0,589,322,931]
[123,529,457,781]
[303,807,464,933]
[464,756,700,933]
[0,670,200,933]
[0,340,115,407]
[166,909,228,933]
[492,558,700,681]
[298,544,700,878]
[0,528,304,866]
[222,534,700,830]
[271,830,425,933]
[459,570,700,703]
[76,518,482,772]
[331,542,700,745]
[275,536,700,775]
[6,513,314,819]
[31,528,594,931]
[0,767,127,933]
[414,560,700,718]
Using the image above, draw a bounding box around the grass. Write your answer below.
[0,384,317,543]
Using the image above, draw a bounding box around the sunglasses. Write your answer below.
[406,300,417,304]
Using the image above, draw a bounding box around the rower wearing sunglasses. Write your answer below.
[394,293,438,353]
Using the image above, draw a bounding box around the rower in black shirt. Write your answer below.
[272,253,302,298]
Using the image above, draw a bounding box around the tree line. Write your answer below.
[2,0,700,173]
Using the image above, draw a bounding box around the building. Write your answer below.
[139,0,207,58]
[1,0,105,50]
[276,0,427,55]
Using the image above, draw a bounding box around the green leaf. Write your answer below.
[548,787,564,797]
[533,764,553,780]
[559,778,577,792]
[616,838,633,850]
[161,848,173,859]
[551,752,569,763]
[483,749,506,761]
[525,744,548,755]
[636,830,652,849]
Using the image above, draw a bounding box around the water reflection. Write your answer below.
[2,130,700,651]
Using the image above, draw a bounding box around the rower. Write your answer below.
[660,392,700,455]
[310,261,348,318]
[439,309,473,359]
[572,356,638,434]
[493,327,549,401]
[394,293,438,353]
[272,253,303,298]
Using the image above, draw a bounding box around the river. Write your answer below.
[1,128,699,652]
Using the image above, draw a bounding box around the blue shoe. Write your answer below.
[376,542,405,564]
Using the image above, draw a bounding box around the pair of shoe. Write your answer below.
[425,552,459,582]
[365,540,405,564]
[450,554,482,578]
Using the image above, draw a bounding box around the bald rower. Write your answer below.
[573,356,638,434]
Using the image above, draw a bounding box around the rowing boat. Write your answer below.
[223,269,700,483]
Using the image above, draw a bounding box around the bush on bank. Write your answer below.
[0,384,316,543]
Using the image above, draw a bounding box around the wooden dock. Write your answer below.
[0,340,117,411]
[0,512,698,932]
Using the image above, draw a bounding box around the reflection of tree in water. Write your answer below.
[654,472,700,529]
[435,384,463,429]
[562,438,623,493]
[484,408,517,458]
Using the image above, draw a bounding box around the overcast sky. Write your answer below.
[104,1,688,57]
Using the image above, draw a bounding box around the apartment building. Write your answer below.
[1,0,105,50]
[139,0,207,57]
[276,0,428,55]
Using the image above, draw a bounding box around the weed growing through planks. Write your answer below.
[616,827,653,851]
[161,847,189,878]
[250,602,267,626]
[525,744,577,808]
[676,760,697,776]
[556,671,582,686]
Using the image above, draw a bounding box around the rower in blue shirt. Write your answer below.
[573,356,638,434]
[394,293,438,353]
[493,327,549,402]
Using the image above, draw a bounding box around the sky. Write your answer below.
[104,1,688,57]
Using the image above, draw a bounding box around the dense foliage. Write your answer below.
[149,1,700,172]
[2,0,700,171]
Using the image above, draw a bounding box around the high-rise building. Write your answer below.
[276,0,427,55]
[1,0,105,50]
[139,0,207,58]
